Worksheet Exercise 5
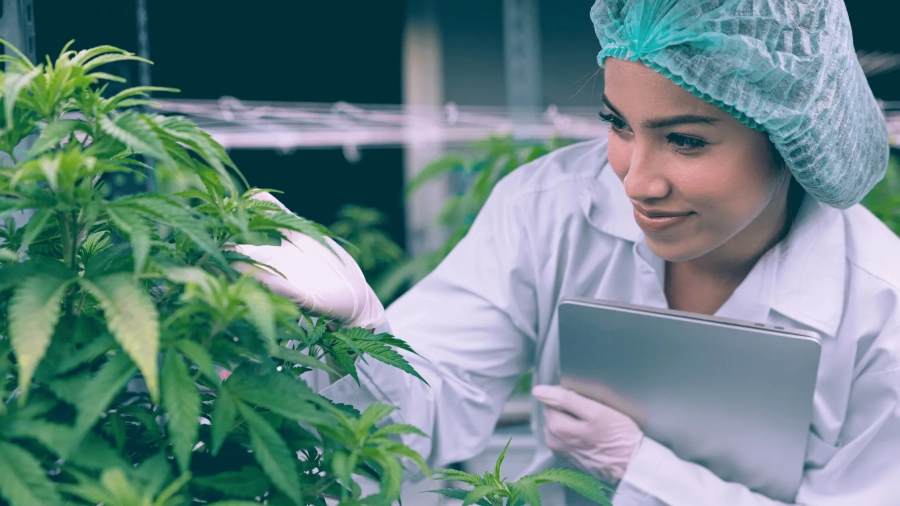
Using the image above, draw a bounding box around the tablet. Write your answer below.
[557,298,821,503]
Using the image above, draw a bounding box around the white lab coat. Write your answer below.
[320,137,900,505]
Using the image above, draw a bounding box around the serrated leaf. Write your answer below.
[57,353,137,457]
[523,468,611,505]
[271,346,337,375]
[25,119,81,159]
[239,280,275,348]
[357,403,395,436]
[106,206,151,275]
[352,339,427,385]
[174,188,213,203]
[375,455,403,501]
[9,273,73,398]
[65,432,131,472]
[174,339,218,384]
[494,438,512,480]
[133,452,174,498]
[4,65,41,132]
[161,349,200,473]
[204,502,266,506]
[80,273,160,401]
[19,208,54,253]
[462,484,502,506]
[330,451,355,489]
[425,488,491,506]
[0,441,63,506]
[192,466,270,499]
[430,469,486,487]
[210,387,236,456]
[509,480,542,506]
[225,365,331,426]
[112,194,223,264]
[371,423,428,439]
[99,112,173,166]
[239,403,302,505]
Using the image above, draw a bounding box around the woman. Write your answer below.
[234,1,900,504]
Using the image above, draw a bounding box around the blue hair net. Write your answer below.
[591,0,889,209]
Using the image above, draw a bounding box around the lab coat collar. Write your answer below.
[768,196,847,339]
[583,164,847,338]
[580,162,642,242]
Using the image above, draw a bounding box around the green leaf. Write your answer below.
[98,112,174,167]
[225,365,331,426]
[65,432,131,472]
[204,502,266,506]
[19,208,54,253]
[112,194,223,264]
[0,441,63,506]
[51,353,137,456]
[0,420,74,457]
[161,349,200,473]
[376,455,404,501]
[133,452,174,498]
[404,155,465,198]
[425,488,492,506]
[522,469,611,505]
[239,403,302,506]
[25,119,81,159]
[239,279,276,348]
[80,273,161,401]
[271,345,338,375]
[3,65,41,132]
[174,339,219,384]
[339,333,427,385]
[192,466,270,499]
[371,423,428,439]
[210,387,237,456]
[9,273,74,398]
[494,438,512,480]
[462,484,502,506]
[430,469,486,487]
[357,403,395,436]
[106,206,151,275]
[509,480,542,506]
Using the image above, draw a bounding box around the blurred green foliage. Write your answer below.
[863,151,900,234]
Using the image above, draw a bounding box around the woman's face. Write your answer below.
[603,58,789,266]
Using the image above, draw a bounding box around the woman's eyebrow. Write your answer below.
[602,95,720,128]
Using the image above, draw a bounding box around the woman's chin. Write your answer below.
[644,236,711,264]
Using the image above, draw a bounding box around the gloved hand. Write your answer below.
[229,192,386,330]
[532,385,644,486]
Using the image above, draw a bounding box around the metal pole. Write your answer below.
[135,0,152,88]
[503,0,543,121]
[402,0,448,257]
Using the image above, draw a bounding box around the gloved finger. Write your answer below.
[533,385,606,421]
[543,405,590,442]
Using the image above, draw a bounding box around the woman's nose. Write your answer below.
[623,146,671,201]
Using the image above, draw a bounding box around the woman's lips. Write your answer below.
[632,207,695,233]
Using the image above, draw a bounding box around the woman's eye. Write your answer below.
[599,111,629,132]
[666,133,707,152]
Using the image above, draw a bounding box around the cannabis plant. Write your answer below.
[427,439,612,506]
[0,40,428,506]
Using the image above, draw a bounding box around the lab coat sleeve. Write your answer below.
[320,175,538,469]
[613,367,900,506]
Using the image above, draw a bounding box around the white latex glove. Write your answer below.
[229,192,386,330]
[533,384,644,486]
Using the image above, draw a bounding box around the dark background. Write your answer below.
[33,0,408,247]
[30,1,900,251]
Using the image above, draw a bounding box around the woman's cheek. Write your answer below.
[607,135,631,182]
